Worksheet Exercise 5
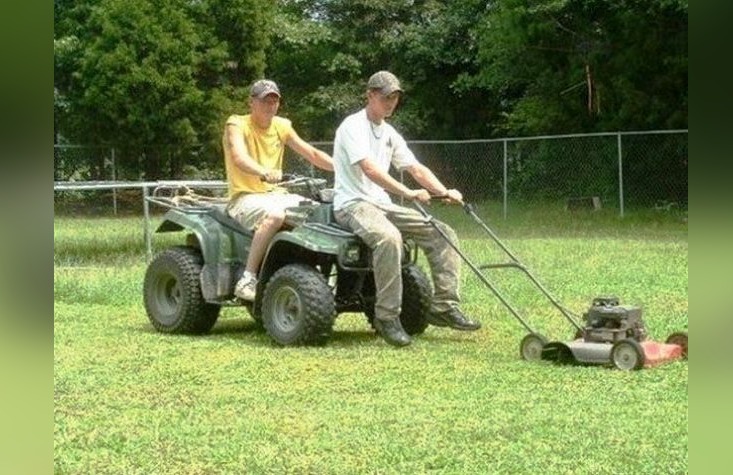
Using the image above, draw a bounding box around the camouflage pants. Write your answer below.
[334,201,461,321]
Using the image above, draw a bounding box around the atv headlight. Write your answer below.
[343,244,361,265]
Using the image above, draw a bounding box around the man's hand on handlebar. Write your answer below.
[443,189,463,204]
[426,189,464,205]
[405,189,431,203]
[405,188,463,204]
[261,169,283,184]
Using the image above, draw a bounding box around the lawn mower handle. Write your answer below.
[412,200,584,334]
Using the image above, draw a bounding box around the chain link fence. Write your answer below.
[54,130,687,216]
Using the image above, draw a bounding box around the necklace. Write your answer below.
[370,121,383,140]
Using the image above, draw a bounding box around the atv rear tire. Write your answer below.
[143,246,221,334]
[365,264,432,336]
[261,264,336,346]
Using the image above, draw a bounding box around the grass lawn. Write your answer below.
[54,205,688,474]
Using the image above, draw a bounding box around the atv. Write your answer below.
[142,175,433,346]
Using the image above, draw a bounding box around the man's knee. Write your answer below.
[260,210,286,230]
[435,221,458,243]
[375,227,403,249]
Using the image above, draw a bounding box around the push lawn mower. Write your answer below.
[412,201,687,371]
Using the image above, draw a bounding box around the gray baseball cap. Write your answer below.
[250,79,281,99]
[367,71,403,95]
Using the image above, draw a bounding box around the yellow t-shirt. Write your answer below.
[223,114,294,196]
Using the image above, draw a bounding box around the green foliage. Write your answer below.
[268,0,423,139]
[54,214,687,473]
[55,0,274,179]
[267,0,499,140]
[55,0,687,175]
[266,3,360,140]
[390,0,498,139]
[471,0,687,135]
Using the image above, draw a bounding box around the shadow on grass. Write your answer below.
[135,316,486,349]
[135,318,261,340]
[329,327,487,348]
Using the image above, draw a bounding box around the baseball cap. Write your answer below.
[367,71,403,95]
[250,79,281,99]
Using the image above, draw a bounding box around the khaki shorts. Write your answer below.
[227,192,308,231]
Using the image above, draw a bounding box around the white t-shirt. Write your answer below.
[333,109,418,210]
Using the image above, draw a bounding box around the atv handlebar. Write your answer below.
[412,194,473,215]
[259,173,331,202]
[260,173,313,186]
[427,193,465,206]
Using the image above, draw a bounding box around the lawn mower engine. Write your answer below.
[539,296,688,370]
[581,296,647,344]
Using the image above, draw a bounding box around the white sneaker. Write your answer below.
[234,275,257,301]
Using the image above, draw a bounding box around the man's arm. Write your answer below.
[359,159,430,202]
[404,163,463,203]
[225,124,280,182]
[286,130,334,171]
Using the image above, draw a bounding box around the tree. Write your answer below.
[267,0,500,140]
[54,0,274,179]
[385,0,499,139]
[267,0,420,140]
[470,0,687,136]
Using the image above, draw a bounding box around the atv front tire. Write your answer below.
[261,264,336,345]
[143,246,221,334]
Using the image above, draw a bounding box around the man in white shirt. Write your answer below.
[332,71,481,347]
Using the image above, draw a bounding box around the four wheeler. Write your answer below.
[142,176,433,346]
[412,201,688,370]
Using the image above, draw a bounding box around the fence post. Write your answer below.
[617,133,624,218]
[111,148,118,215]
[143,185,152,262]
[503,139,508,219]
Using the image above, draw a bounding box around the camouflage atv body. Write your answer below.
[143,177,432,345]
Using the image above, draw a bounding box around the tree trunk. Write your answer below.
[144,148,163,180]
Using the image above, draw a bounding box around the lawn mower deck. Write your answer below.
[542,338,686,369]
[528,297,688,370]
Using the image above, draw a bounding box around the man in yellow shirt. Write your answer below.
[223,79,333,301]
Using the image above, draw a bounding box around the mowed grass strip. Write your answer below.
[54,209,687,474]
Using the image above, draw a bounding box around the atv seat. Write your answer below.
[306,202,353,233]
[207,203,253,236]
[206,200,353,237]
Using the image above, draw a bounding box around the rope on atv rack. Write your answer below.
[149,184,229,210]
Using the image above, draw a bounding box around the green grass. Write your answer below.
[54,207,687,474]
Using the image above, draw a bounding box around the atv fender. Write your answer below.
[259,224,362,283]
[155,208,250,300]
